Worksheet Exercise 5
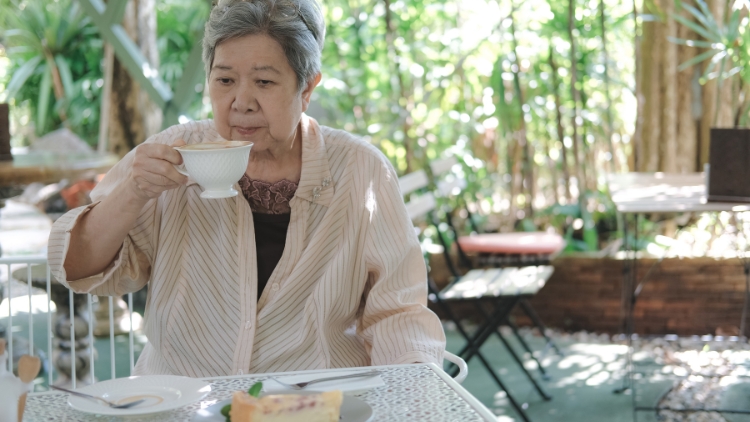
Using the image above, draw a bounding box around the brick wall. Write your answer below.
[429,254,750,336]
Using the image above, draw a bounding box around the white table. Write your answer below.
[608,172,749,213]
[24,364,496,421]
[608,172,750,417]
[607,171,750,339]
[0,151,118,186]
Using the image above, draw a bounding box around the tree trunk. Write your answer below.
[676,20,698,172]
[599,0,616,173]
[42,53,69,123]
[549,47,571,202]
[640,0,662,172]
[567,0,585,191]
[699,0,724,165]
[716,70,735,127]
[660,0,678,173]
[98,43,114,153]
[509,1,533,218]
[543,125,560,204]
[631,0,643,172]
[107,0,162,157]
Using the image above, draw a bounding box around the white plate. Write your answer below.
[67,375,211,416]
[191,394,373,422]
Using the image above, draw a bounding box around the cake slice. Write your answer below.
[230,390,343,422]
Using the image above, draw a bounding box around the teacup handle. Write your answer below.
[173,147,189,177]
[174,164,189,177]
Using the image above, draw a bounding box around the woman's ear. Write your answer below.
[301,73,322,112]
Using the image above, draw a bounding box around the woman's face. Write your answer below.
[209,34,318,152]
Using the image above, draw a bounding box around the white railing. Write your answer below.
[1,256,138,388]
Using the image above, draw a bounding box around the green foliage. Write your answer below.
[1,0,103,143]
[313,0,634,244]
[0,0,637,250]
[0,0,209,145]
[156,0,210,119]
[669,0,750,125]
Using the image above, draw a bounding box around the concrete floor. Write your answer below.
[445,328,642,421]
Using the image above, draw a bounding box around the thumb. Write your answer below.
[169,139,186,165]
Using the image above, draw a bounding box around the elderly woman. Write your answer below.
[47,0,445,377]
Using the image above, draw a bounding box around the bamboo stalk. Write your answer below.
[631,0,643,171]
[383,0,413,173]
[676,20,698,172]
[568,0,585,190]
[509,1,534,217]
[661,0,678,173]
[640,0,662,172]
[549,46,572,201]
[98,43,114,153]
[599,0,616,173]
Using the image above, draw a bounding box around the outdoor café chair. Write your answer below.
[400,170,550,422]
[429,156,565,359]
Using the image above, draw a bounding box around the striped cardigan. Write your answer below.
[47,114,446,377]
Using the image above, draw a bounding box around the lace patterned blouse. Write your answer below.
[239,174,298,293]
[238,175,298,215]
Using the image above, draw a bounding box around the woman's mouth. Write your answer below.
[233,126,260,136]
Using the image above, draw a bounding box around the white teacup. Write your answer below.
[174,140,253,199]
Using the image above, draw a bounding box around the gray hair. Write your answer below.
[203,0,326,92]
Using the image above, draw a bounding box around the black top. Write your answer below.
[252,212,291,296]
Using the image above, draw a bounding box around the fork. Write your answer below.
[270,369,382,390]
[51,385,146,409]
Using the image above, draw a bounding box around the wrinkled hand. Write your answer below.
[128,140,188,201]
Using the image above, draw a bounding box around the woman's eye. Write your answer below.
[258,80,273,86]
[216,78,232,85]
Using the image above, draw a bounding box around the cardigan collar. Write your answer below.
[196,115,334,207]
[294,114,334,207]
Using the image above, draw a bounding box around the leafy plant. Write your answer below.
[156,0,210,119]
[1,0,102,140]
[669,0,750,125]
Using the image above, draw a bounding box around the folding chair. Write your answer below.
[400,171,548,422]
[429,156,565,358]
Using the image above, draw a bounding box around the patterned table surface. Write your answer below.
[24,363,496,421]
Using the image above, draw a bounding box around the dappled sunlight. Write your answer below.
[558,344,625,369]
[0,293,56,317]
[584,370,611,386]
[365,181,376,223]
[493,390,509,408]
[552,343,626,388]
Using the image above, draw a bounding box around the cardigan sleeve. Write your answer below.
[358,157,446,366]
[47,139,164,297]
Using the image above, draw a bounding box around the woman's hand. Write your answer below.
[128,140,189,201]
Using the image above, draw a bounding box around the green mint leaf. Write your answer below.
[221,403,231,421]
[248,381,263,397]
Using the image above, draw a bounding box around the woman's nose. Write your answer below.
[232,85,257,113]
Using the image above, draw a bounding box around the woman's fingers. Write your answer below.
[142,168,183,188]
[146,143,184,165]
[130,141,189,197]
